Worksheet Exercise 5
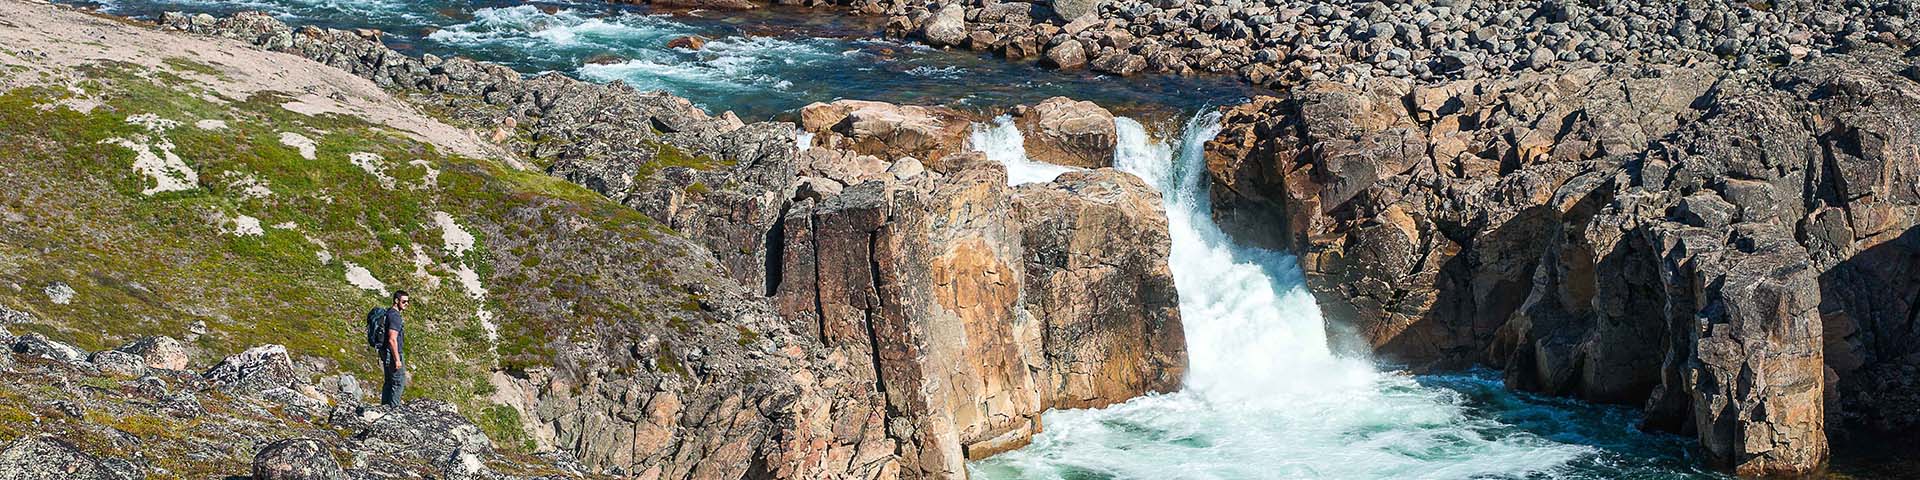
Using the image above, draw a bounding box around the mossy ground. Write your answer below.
[0,58,685,457]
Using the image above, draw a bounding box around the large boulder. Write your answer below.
[797,100,972,168]
[114,336,189,371]
[203,344,297,393]
[1013,169,1185,409]
[251,438,346,480]
[920,3,967,47]
[1041,39,1087,70]
[88,350,148,377]
[11,334,86,364]
[1013,97,1118,168]
[0,437,132,480]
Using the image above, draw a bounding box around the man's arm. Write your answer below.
[386,328,402,368]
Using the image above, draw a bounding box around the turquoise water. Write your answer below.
[69,0,1726,477]
[84,0,1261,119]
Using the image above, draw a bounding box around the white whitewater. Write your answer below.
[969,114,1602,479]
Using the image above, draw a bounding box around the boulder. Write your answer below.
[0,437,131,480]
[1089,52,1147,76]
[1050,0,1101,22]
[114,336,189,371]
[203,344,297,393]
[1041,39,1087,70]
[665,35,707,50]
[797,100,973,167]
[88,350,148,377]
[1013,97,1118,168]
[920,4,967,48]
[251,438,346,480]
[1013,169,1185,409]
[12,334,86,364]
[888,157,926,180]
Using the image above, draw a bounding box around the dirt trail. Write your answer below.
[0,0,508,160]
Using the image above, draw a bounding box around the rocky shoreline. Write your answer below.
[705,0,1920,90]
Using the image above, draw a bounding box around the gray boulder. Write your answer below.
[252,438,346,480]
[12,334,87,364]
[1050,0,1101,22]
[203,344,297,393]
[88,350,148,377]
[0,437,134,480]
[114,336,190,371]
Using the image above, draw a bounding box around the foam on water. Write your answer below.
[430,6,825,101]
[970,114,1710,480]
[969,115,1080,185]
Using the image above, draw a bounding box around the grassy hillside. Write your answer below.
[0,58,705,451]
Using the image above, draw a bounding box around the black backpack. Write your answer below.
[365,307,390,351]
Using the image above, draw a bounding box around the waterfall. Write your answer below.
[966,113,1664,480]
[970,115,1082,185]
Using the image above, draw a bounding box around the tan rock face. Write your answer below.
[1013,169,1184,409]
[773,161,1187,478]
[1013,97,1118,168]
[799,100,973,168]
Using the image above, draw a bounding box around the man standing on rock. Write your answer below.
[376,290,408,406]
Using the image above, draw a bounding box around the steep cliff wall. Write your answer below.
[1204,49,1919,476]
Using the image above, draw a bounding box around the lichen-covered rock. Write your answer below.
[114,336,189,371]
[88,350,148,377]
[203,344,297,393]
[0,437,133,480]
[252,438,347,480]
[12,333,87,364]
[1013,97,1117,169]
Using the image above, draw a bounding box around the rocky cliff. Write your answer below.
[1203,46,1918,476]
[0,2,1188,479]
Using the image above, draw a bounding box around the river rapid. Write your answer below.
[78,0,1730,477]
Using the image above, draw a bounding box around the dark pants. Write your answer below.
[380,357,407,406]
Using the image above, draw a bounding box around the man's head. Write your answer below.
[392,290,410,311]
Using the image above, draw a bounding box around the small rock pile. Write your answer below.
[836,0,1918,87]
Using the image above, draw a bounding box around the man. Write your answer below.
[378,290,409,406]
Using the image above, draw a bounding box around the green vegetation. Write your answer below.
[0,60,691,460]
[475,405,538,454]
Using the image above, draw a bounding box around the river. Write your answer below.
[74,0,1728,477]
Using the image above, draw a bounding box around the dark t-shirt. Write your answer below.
[382,308,405,364]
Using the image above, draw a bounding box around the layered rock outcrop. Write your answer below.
[771,156,1185,474]
[1013,170,1185,409]
[1203,48,1919,476]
